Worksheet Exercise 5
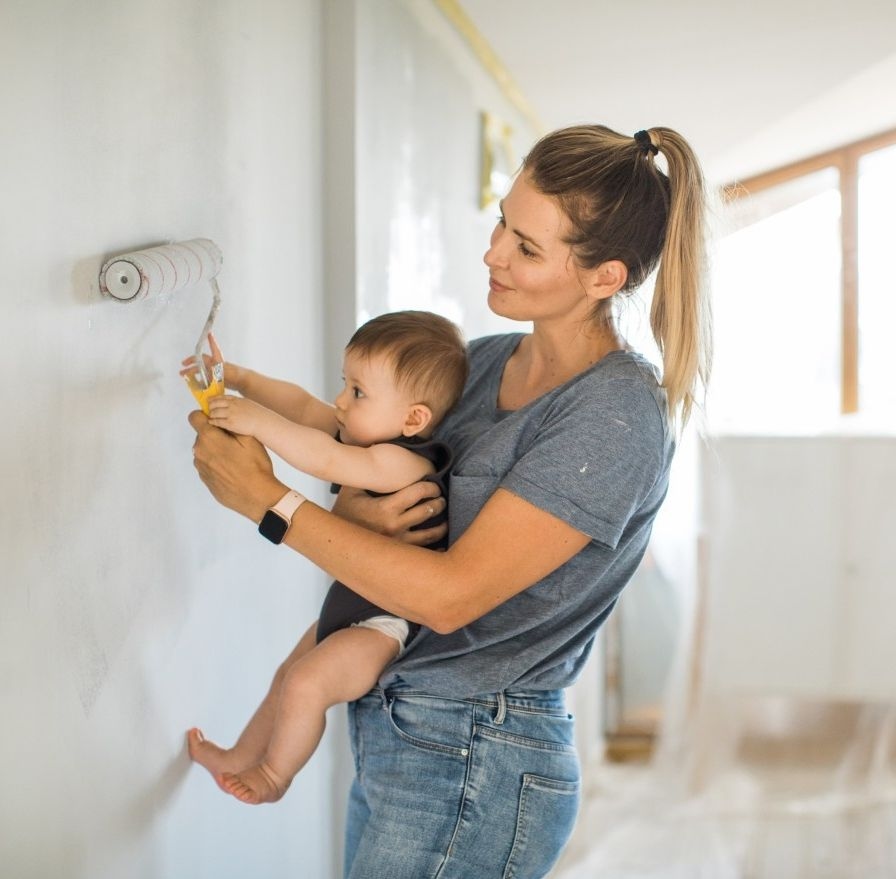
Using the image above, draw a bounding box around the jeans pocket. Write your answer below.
[503,773,580,879]
[385,695,471,757]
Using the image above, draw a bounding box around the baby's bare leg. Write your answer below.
[221,626,400,805]
[188,621,319,785]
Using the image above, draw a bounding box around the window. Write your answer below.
[710,129,896,432]
[858,144,896,416]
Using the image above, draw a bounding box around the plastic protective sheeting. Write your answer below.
[553,435,896,879]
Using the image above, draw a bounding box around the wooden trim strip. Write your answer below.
[841,152,860,414]
[433,0,545,135]
[724,127,896,197]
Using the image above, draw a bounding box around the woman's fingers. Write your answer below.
[188,410,281,520]
[401,522,449,547]
[188,409,210,432]
[331,481,444,544]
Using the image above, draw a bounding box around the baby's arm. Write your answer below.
[182,333,337,434]
[207,395,434,493]
[228,367,337,435]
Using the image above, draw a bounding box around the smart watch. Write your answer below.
[258,490,306,544]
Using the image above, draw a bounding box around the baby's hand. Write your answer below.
[207,394,269,437]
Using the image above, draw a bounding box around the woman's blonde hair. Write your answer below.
[523,125,712,428]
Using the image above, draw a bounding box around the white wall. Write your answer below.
[0,2,337,877]
[355,0,537,339]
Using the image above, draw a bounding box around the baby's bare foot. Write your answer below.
[186,728,248,791]
[221,762,290,805]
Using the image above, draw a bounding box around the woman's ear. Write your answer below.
[584,259,628,302]
[402,403,434,437]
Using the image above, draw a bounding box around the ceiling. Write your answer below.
[457,0,896,183]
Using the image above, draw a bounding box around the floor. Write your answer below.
[551,707,896,879]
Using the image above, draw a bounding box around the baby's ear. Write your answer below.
[402,403,434,437]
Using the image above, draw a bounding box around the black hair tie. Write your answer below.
[634,130,658,156]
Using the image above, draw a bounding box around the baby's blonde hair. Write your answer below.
[346,310,468,425]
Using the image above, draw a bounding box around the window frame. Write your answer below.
[723,127,896,414]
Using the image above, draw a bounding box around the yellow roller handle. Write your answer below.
[184,373,225,415]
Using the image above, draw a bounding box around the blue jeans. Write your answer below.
[344,685,581,878]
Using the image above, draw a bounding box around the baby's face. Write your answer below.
[333,350,416,447]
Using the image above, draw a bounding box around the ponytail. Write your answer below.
[646,128,712,428]
[523,124,712,429]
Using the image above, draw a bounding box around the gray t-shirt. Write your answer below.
[380,333,674,698]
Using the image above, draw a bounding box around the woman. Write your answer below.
[189,124,711,878]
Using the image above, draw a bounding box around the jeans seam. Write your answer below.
[503,774,579,879]
[348,702,364,781]
[381,689,568,718]
[433,713,476,879]
[476,723,577,754]
[503,778,530,879]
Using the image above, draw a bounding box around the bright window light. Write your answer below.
[709,168,842,433]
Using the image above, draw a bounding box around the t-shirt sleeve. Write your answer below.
[500,377,666,549]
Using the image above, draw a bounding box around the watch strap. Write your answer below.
[270,489,306,522]
[258,490,306,544]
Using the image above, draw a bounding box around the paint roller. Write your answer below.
[98,238,225,413]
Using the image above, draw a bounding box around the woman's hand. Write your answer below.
[188,410,285,522]
[332,482,447,547]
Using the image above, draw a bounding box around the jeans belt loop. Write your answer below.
[494,691,507,725]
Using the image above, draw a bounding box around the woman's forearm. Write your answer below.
[281,501,466,632]
[191,415,457,628]
[188,412,456,625]
[189,412,589,634]
[280,486,590,634]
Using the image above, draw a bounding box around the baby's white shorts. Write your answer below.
[352,614,410,656]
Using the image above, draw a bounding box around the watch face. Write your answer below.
[259,510,289,544]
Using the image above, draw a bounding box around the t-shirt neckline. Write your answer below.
[491,333,635,416]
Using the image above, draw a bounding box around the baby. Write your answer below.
[183,310,467,804]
